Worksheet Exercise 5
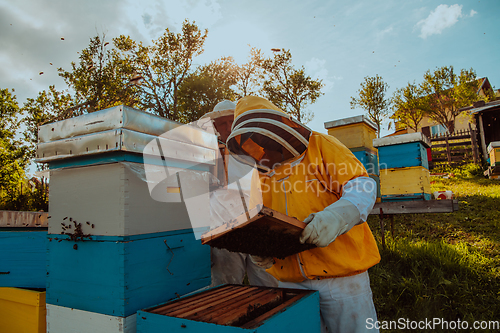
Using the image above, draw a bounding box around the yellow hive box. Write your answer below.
[0,287,46,333]
[488,142,500,167]
[324,115,377,150]
[380,166,431,201]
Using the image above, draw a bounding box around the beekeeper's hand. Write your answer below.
[249,255,275,269]
[299,199,361,247]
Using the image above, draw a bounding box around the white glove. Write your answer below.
[299,199,361,247]
[249,255,275,269]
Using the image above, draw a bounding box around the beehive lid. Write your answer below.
[201,206,315,259]
[373,132,431,148]
[35,105,217,164]
[143,284,314,329]
[487,141,500,154]
[324,115,377,131]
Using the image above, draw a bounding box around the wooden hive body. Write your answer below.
[351,147,380,175]
[0,287,46,333]
[488,141,500,167]
[373,132,431,170]
[380,166,431,201]
[48,161,199,237]
[377,142,429,170]
[325,116,377,150]
[0,229,47,288]
[47,304,136,333]
[136,285,320,333]
[46,229,210,317]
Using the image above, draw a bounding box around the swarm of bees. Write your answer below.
[60,217,93,245]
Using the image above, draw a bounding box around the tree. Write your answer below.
[420,66,483,133]
[58,33,140,117]
[260,50,323,123]
[233,46,264,98]
[391,82,430,132]
[115,20,208,121]
[0,88,28,207]
[177,57,237,123]
[350,75,390,137]
[22,85,73,161]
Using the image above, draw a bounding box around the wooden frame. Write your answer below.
[141,284,315,329]
[201,206,315,259]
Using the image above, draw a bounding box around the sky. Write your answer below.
[1,0,499,139]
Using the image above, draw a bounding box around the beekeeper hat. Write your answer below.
[226,96,311,169]
[201,100,236,120]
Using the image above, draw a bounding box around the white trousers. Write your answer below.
[279,271,378,333]
[210,247,278,287]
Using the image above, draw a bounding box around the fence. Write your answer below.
[429,126,480,169]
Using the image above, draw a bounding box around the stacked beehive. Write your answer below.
[36,105,213,333]
[0,211,48,332]
[373,132,432,201]
[324,115,381,201]
[487,141,500,179]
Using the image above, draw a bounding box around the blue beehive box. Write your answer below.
[136,284,320,333]
[351,147,379,176]
[373,132,431,170]
[0,211,48,288]
[46,228,210,317]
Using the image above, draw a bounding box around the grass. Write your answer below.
[367,167,500,332]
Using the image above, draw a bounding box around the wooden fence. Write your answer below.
[429,125,480,169]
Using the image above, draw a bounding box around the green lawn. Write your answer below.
[367,170,500,332]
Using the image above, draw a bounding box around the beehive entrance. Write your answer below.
[146,285,310,329]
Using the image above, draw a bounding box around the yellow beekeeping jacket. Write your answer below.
[227,96,380,281]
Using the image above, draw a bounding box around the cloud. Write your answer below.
[469,9,477,17]
[416,4,463,39]
[376,26,393,41]
[304,58,336,93]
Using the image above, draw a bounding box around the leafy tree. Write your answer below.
[115,20,208,121]
[350,74,390,137]
[177,57,237,123]
[420,66,483,133]
[58,33,140,117]
[22,86,73,161]
[391,82,430,132]
[0,88,28,207]
[233,46,264,98]
[260,49,323,123]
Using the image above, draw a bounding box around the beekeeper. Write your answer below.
[201,100,278,288]
[226,96,380,333]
